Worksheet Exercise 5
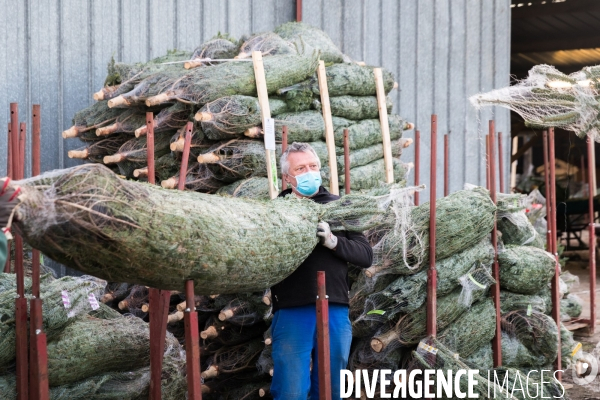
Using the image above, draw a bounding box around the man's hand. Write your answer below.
[0,178,21,237]
[317,221,337,250]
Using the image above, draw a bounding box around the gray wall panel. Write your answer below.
[0,0,511,276]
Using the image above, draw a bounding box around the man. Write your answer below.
[270,142,373,400]
[0,178,21,267]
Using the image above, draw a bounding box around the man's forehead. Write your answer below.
[288,151,318,164]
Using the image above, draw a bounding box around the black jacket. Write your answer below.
[270,187,373,312]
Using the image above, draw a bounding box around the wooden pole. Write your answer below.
[548,128,562,380]
[316,271,332,400]
[588,137,597,334]
[488,121,502,367]
[374,68,394,184]
[498,132,505,193]
[343,129,351,195]
[510,136,519,191]
[282,126,288,191]
[414,130,420,205]
[252,51,279,199]
[317,60,339,195]
[426,115,437,338]
[444,134,449,196]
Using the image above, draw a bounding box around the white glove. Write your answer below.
[317,221,338,250]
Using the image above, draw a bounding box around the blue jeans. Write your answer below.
[270,304,353,400]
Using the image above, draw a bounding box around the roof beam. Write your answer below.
[512,0,600,19]
[512,35,600,53]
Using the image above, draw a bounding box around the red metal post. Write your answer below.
[184,280,202,399]
[548,128,562,379]
[10,104,18,181]
[414,130,420,205]
[19,123,25,180]
[543,131,551,248]
[498,132,505,193]
[426,115,437,338]
[4,123,11,273]
[343,129,351,195]
[180,122,202,399]
[444,134,449,196]
[11,105,28,400]
[488,121,502,367]
[296,0,302,22]
[34,332,49,400]
[282,126,288,191]
[146,113,173,400]
[30,104,48,400]
[486,135,491,191]
[587,137,597,334]
[316,271,332,400]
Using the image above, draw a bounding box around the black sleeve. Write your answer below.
[331,231,373,268]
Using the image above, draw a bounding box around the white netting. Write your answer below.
[470,64,600,141]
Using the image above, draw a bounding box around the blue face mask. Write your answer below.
[291,170,322,197]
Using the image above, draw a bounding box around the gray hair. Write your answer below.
[280,142,321,175]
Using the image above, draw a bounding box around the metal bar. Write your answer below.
[343,129,351,195]
[18,122,25,180]
[444,134,449,196]
[34,330,49,400]
[146,113,155,185]
[316,271,332,400]
[588,136,597,334]
[13,110,28,400]
[179,126,202,399]
[426,115,437,338]
[548,127,562,380]
[296,0,302,22]
[184,280,202,399]
[543,131,551,249]
[414,130,420,205]
[488,121,502,367]
[486,135,490,190]
[31,105,41,297]
[282,126,288,191]
[498,132,505,193]
[15,296,28,400]
[10,104,18,182]
[4,123,11,274]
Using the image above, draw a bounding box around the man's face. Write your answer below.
[285,151,320,198]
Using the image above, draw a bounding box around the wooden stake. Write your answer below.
[251,51,279,199]
[374,68,394,184]
[317,60,340,195]
[343,129,351,195]
[282,126,288,191]
[426,115,437,338]
[587,137,596,334]
[510,136,519,191]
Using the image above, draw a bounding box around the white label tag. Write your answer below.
[61,290,71,309]
[264,118,276,151]
[88,293,100,310]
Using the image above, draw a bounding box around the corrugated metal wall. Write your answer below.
[0,0,510,273]
[302,0,511,199]
[0,0,511,196]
